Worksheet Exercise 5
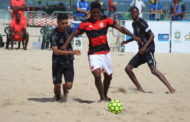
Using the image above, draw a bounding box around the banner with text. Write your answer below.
[124,21,170,53]
[171,22,190,53]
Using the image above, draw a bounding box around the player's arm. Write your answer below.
[61,29,83,50]
[121,38,134,45]
[112,23,143,45]
[52,46,80,55]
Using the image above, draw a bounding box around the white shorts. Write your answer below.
[88,53,112,75]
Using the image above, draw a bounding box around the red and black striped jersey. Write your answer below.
[78,16,116,55]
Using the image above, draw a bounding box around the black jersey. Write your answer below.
[132,18,155,52]
[50,27,74,60]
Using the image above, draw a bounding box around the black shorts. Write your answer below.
[52,58,74,84]
[128,51,156,68]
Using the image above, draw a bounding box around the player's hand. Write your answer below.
[139,46,146,54]
[73,50,81,56]
[121,41,127,46]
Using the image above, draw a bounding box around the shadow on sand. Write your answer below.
[28,97,55,102]
[73,98,95,104]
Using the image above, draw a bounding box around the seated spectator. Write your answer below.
[8,13,29,50]
[74,0,90,21]
[170,0,186,21]
[149,0,163,20]
[108,0,117,17]
[130,0,145,18]
[10,0,27,27]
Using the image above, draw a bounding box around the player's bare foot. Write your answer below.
[105,97,111,101]
[137,88,145,93]
[169,88,176,93]
[55,95,61,101]
[98,97,106,102]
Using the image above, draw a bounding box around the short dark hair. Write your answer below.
[129,6,139,12]
[90,2,101,10]
[57,13,68,21]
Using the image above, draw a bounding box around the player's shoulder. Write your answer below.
[139,18,147,23]
[139,18,148,26]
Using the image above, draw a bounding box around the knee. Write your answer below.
[66,83,73,89]
[151,69,158,75]
[54,84,61,89]
[125,65,132,74]
[105,75,112,81]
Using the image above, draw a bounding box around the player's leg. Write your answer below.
[146,51,175,93]
[52,60,62,101]
[149,66,175,93]
[92,70,105,101]
[54,83,61,101]
[125,53,145,92]
[125,65,145,92]
[103,73,112,101]
[102,53,112,101]
[63,61,74,98]
[63,82,73,96]
[89,54,105,101]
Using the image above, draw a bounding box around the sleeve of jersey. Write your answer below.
[50,32,57,47]
[10,0,15,7]
[106,17,116,27]
[77,23,85,32]
[141,20,151,33]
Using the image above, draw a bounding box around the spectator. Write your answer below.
[95,0,107,16]
[108,0,117,17]
[10,0,27,27]
[74,0,90,21]
[149,0,163,20]
[170,0,186,21]
[130,0,145,18]
[178,0,186,19]
[8,13,29,50]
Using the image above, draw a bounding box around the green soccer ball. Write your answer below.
[108,100,123,114]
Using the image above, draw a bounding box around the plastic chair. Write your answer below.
[40,26,54,49]
[4,26,22,49]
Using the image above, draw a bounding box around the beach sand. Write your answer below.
[0,35,190,122]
